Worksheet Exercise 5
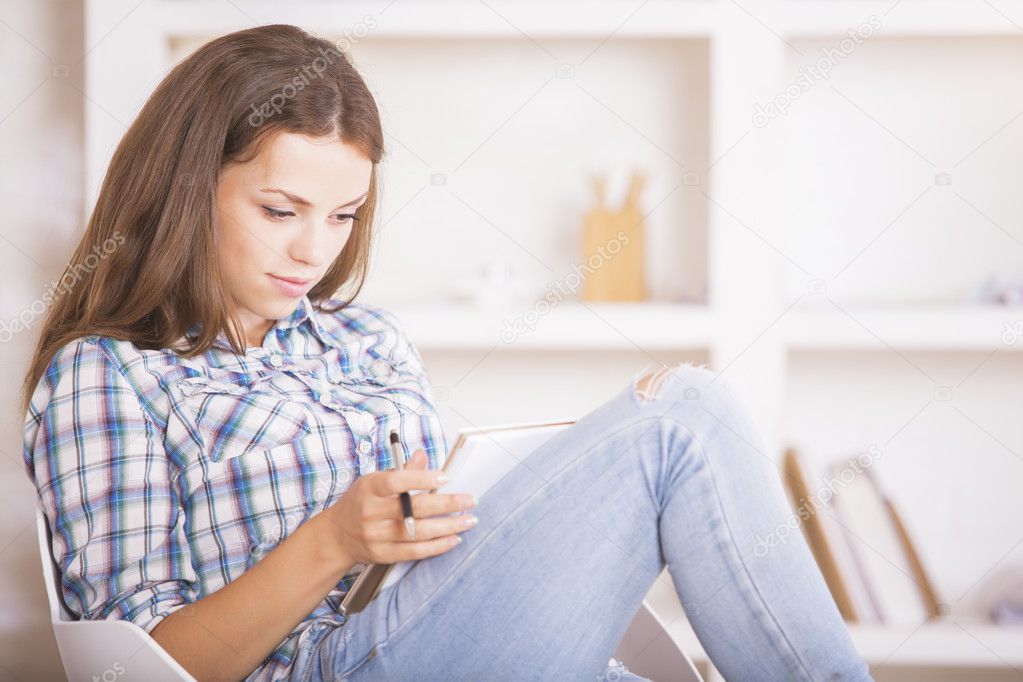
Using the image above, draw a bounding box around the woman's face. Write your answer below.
[215,131,372,347]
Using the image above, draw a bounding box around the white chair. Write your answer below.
[35,502,196,681]
[614,599,703,682]
[35,502,700,681]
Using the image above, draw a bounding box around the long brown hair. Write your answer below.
[22,24,385,412]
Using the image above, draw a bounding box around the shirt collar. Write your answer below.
[181,295,337,352]
[277,294,314,331]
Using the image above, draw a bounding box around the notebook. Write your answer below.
[338,417,577,616]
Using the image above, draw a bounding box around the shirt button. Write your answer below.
[357,439,373,455]
[269,353,284,368]
[370,359,392,378]
[319,394,333,407]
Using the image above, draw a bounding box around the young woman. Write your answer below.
[22,24,870,682]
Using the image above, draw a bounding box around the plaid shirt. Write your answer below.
[23,296,448,680]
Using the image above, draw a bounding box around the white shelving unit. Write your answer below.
[644,571,1023,679]
[676,621,1023,677]
[85,2,1023,678]
[389,301,713,351]
[784,304,1023,352]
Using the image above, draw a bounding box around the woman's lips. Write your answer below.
[267,273,314,297]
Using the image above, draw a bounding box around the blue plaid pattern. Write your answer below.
[23,296,448,680]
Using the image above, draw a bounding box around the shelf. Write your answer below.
[391,302,1023,353]
[666,618,1023,669]
[849,622,1023,667]
[644,574,1023,669]
[783,304,1023,353]
[388,301,712,351]
[149,0,1023,40]
[780,1,1023,37]
[152,1,717,38]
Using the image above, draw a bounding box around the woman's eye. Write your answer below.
[262,206,294,220]
[262,206,358,224]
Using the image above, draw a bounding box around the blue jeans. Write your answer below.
[291,364,871,681]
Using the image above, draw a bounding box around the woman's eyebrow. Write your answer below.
[259,187,368,208]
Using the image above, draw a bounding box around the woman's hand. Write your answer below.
[314,449,478,571]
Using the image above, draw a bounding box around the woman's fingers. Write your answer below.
[363,490,474,521]
[408,448,428,469]
[402,512,478,540]
[360,450,473,520]
[409,491,476,517]
[380,534,464,561]
[366,466,444,497]
[365,512,477,545]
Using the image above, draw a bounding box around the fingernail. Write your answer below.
[453,535,463,545]
[462,515,478,527]
[434,473,450,485]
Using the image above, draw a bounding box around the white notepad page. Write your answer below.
[379,419,575,591]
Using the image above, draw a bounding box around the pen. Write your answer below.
[389,430,416,541]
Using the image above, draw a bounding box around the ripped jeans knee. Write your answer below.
[630,361,716,406]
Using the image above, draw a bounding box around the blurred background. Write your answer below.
[3,1,1023,680]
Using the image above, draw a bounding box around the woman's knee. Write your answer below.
[631,362,721,406]
[630,362,756,442]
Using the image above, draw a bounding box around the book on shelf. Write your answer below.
[782,448,940,625]
[783,449,880,623]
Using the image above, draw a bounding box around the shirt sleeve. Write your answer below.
[23,337,200,634]
[370,307,450,470]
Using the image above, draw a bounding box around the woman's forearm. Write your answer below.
[150,513,352,682]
